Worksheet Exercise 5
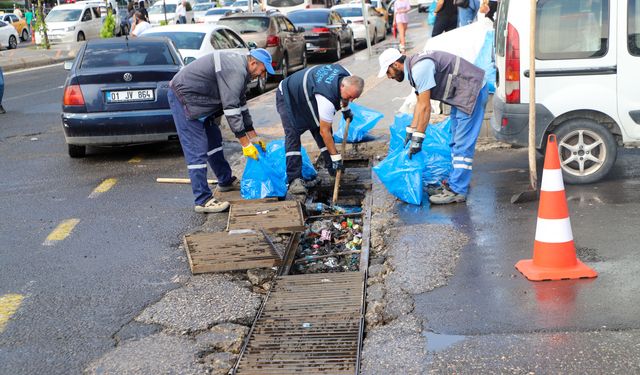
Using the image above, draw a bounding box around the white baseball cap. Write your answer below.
[377,48,403,78]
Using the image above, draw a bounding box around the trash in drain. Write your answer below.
[293,205,363,274]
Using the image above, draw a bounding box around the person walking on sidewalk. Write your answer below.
[168,49,275,212]
[393,0,411,52]
[25,7,33,35]
[0,67,5,114]
[276,64,364,195]
[432,0,457,37]
[377,48,489,204]
[176,0,187,24]
[130,11,151,37]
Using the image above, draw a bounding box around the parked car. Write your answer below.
[492,0,637,184]
[218,10,307,79]
[36,2,103,44]
[265,0,335,15]
[203,7,243,23]
[0,19,19,49]
[332,4,386,46]
[1,13,29,41]
[231,0,263,11]
[139,23,267,92]
[61,37,183,157]
[193,2,217,23]
[287,9,354,60]
[148,0,194,25]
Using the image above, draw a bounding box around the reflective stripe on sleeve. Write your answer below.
[187,164,207,170]
[319,147,328,152]
[286,151,302,157]
[453,156,473,163]
[453,163,473,170]
[224,108,242,116]
[207,147,223,156]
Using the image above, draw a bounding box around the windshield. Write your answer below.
[80,43,178,68]
[206,8,231,15]
[45,9,82,22]
[267,0,304,6]
[218,17,269,33]
[141,31,205,49]
[193,3,214,10]
[287,11,328,24]
[233,0,247,5]
[148,4,176,14]
[334,7,361,17]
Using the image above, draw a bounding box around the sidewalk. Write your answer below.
[0,42,80,72]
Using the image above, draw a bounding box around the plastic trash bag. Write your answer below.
[334,102,384,143]
[373,145,425,205]
[241,140,317,199]
[389,113,413,153]
[427,1,436,26]
[474,29,496,93]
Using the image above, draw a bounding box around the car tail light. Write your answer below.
[312,27,330,33]
[63,85,85,106]
[266,34,280,47]
[505,22,520,104]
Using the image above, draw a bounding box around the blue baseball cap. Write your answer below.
[249,48,275,75]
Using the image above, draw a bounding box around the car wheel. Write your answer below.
[77,32,85,42]
[346,34,354,54]
[302,49,307,69]
[8,35,17,49]
[554,118,617,184]
[68,144,86,158]
[380,26,386,41]
[372,28,377,45]
[280,55,289,79]
[21,29,29,42]
[252,75,266,95]
[332,38,342,61]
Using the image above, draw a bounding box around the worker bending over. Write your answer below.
[276,64,365,195]
[168,49,274,212]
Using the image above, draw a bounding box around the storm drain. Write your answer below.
[235,272,364,374]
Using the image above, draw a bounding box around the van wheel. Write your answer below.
[77,32,85,42]
[554,119,617,184]
[68,144,86,158]
[21,29,29,41]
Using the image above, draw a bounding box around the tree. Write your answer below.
[35,0,49,49]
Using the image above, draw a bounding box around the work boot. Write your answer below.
[0,105,5,114]
[194,197,230,213]
[216,176,240,192]
[287,178,307,195]
[426,184,444,196]
[429,187,466,205]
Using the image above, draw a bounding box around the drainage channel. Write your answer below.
[233,158,372,375]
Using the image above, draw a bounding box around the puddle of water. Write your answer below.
[395,201,452,226]
[423,331,466,352]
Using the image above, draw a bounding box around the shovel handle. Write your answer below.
[332,117,351,206]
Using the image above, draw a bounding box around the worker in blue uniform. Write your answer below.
[378,48,489,204]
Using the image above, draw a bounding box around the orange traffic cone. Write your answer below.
[515,134,598,281]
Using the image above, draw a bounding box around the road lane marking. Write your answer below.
[128,155,143,163]
[4,62,64,76]
[0,294,24,333]
[5,85,65,102]
[43,219,80,246]
[88,178,117,199]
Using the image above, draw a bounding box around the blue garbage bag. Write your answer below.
[240,140,317,199]
[389,113,413,153]
[334,102,384,143]
[474,29,496,94]
[373,145,425,205]
[427,1,436,26]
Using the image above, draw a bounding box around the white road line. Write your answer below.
[5,85,65,101]
[4,62,64,76]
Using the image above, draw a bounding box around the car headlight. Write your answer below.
[66,26,76,31]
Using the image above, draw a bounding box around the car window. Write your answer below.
[287,11,329,24]
[80,43,178,68]
[368,7,379,17]
[267,0,303,6]
[536,0,609,60]
[283,17,296,31]
[0,21,6,27]
[494,0,509,57]
[148,4,176,14]
[331,12,343,24]
[335,7,362,18]
[210,30,234,49]
[221,29,247,48]
[10,15,19,22]
[218,17,270,33]
[629,0,640,56]
[141,31,206,50]
[275,16,288,32]
[46,9,83,22]
[92,7,101,18]
[82,9,92,21]
[206,8,231,15]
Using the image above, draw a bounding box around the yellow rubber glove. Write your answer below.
[252,137,267,152]
[242,143,259,160]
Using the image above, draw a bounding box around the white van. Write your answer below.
[148,0,195,25]
[492,0,640,184]
[265,0,334,15]
[36,2,103,43]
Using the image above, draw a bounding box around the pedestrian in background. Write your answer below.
[168,49,274,213]
[393,0,411,52]
[276,64,364,195]
[130,11,150,36]
[13,6,23,19]
[377,48,488,204]
[456,0,479,27]
[25,7,33,35]
[138,1,149,22]
[431,0,457,37]
[176,0,187,24]
[485,0,497,21]
[0,67,6,114]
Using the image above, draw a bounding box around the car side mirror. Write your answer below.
[246,41,257,49]
[64,61,73,70]
[183,56,196,65]
[297,26,305,32]
[346,20,351,24]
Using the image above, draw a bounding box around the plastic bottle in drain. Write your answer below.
[305,202,331,214]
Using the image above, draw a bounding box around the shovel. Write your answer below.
[331,117,352,206]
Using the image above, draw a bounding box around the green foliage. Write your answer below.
[100,9,116,38]
[159,20,168,26]
[35,0,49,49]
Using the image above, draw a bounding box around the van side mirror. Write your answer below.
[64,61,73,70]
[183,56,196,64]
[246,41,257,49]
[346,19,352,24]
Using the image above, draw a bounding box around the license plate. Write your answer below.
[106,89,155,103]
[306,42,315,48]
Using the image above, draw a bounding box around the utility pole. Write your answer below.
[528,0,537,190]
[360,0,371,56]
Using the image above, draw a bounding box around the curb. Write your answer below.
[1,55,74,72]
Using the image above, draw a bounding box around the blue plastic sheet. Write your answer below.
[389,113,413,153]
[240,140,317,199]
[427,1,436,26]
[474,29,496,94]
[334,102,384,143]
[373,145,425,205]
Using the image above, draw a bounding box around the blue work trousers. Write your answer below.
[168,89,232,205]
[447,84,489,196]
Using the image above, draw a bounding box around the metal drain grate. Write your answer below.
[235,272,364,374]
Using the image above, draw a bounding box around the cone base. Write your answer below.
[515,259,598,281]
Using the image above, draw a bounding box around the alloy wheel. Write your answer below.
[558,129,607,178]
